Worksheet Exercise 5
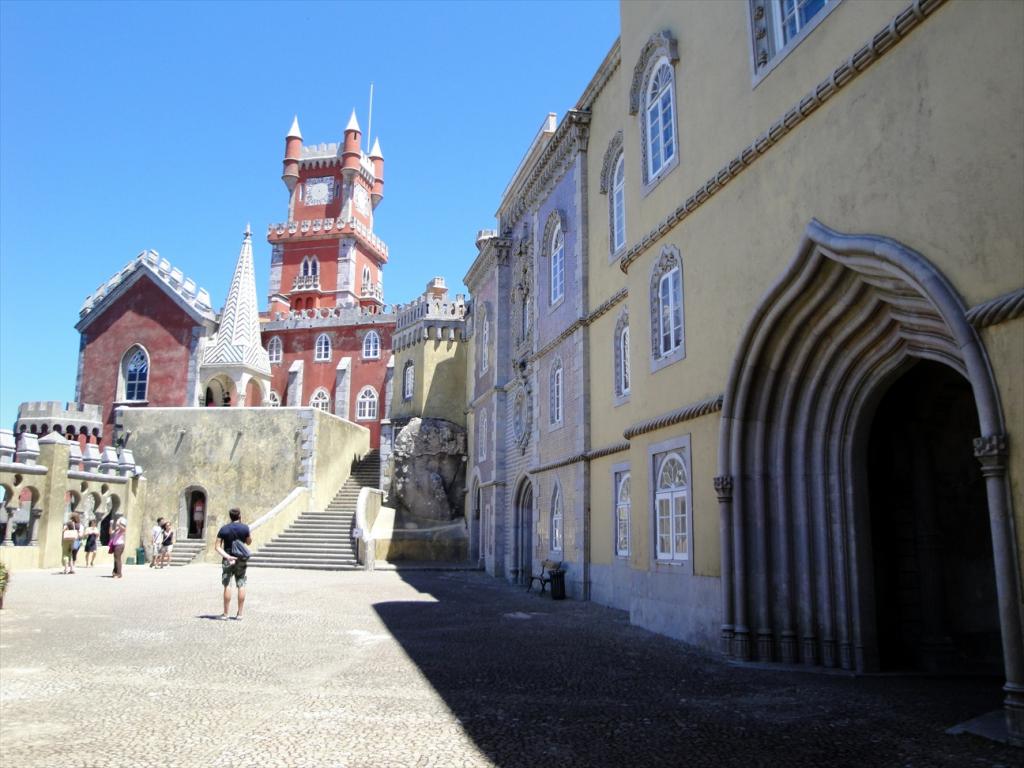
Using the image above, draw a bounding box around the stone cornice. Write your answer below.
[576,38,621,111]
[623,393,723,440]
[619,0,948,274]
[529,288,628,363]
[966,288,1024,329]
[599,131,625,195]
[464,237,511,289]
[528,441,630,476]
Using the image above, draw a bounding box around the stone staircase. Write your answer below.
[247,451,380,572]
[168,539,206,567]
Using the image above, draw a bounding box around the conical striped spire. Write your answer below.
[203,224,271,375]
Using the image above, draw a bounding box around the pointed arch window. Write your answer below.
[309,388,331,412]
[356,386,378,421]
[645,60,677,182]
[267,336,283,364]
[550,223,564,305]
[615,470,631,557]
[549,360,563,426]
[314,333,332,362]
[362,265,371,289]
[611,154,626,254]
[550,484,564,553]
[403,361,415,401]
[121,346,149,402]
[268,390,281,407]
[655,451,688,561]
[362,330,381,359]
[301,256,319,277]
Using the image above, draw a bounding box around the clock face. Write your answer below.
[354,184,371,215]
[304,176,334,205]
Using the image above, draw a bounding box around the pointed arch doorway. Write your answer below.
[717,221,1022,733]
[514,479,535,586]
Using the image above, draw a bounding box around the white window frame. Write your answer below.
[120,345,150,402]
[658,267,683,357]
[619,325,631,396]
[550,223,564,305]
[309,388,331,412]
[403,362,415,401]
[650,442,690,565]
[301,255,319,277]
[645,58,677,184]
[356,386,378,421]
[268,390,281,407]
[362,265,371,287]
[614,468,631,558]
[480,311,490,373]
[550,484,563,554]
[267,336,283,364]
[478,409,488,462]
[314,333,332,362]
[549,361,563,427]
[749,0,839,84]
[362,330,381,359]
[611,154,626,254]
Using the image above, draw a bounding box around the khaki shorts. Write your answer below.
[221,559,248,588]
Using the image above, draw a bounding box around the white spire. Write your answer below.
[370,137,383,159]
[346,109,361,133]
[287,115,302,139]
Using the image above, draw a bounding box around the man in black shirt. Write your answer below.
[215,508,252,620]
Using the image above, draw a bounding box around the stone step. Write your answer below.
[247,562,360,571]
[261,543,355,552]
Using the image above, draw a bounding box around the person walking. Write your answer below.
[69,513,84,570]
[109,517,127,578]
[149,517,165,568]
[215,508,251,620]
[61,521,78,574]
[83,518,99,567]
[159,521,175,567]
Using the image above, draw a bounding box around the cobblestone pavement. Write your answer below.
[0,565,1019,768]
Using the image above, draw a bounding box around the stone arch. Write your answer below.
[203,375,235,407]
[599,131,625,195]
[541,209,567,257]
[468,472,482,564]
[629,30,679,115]
[512,475,535,586]
[717,220,1021,722]
[179,484,209,540]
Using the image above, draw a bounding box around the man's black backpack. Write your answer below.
[229,539,251,560]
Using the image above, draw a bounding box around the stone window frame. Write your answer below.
[118,344,150,403]
[309,387,331,412]
[613,308,631,406]
[301,255,319,277]
[268,390,281,407]
[542,209,567,310]
[362,330,381,359]
[480,303,490,374]
[649,245,685,374]
[599,131,627,261]
[613,463,631,558]
[267,336,283,365]
[356,386,379,421]
[648,433,692,572]
[511,238,534,354]
[548,357,564,429]
[748,0,841,85]
[314,333,332,362]
[402,360,415,401]
[629,31,680,196]
[478,407,488,462]
[550,481,564,554]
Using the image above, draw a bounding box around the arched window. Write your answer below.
[309,388,331,412]
[480,308,490,374]
[301,256,319,277]
[619,325,631,396]
[549,360,563,425]
[362,330,380,359]
[314,333,332,362]
[362,265,371,288]
[611,154,626,253]
[655,452,688,561]
[268,391,281,407]
[645,60,677,181]
[267,336,282,364]
[650,246,684,366]
[550,484,563,553]
[122,346,149,402]
[478,409,488,461]
[550,222,564,304]
[356,387,378,420]
[403,361,415,401]
[615,471,631,557]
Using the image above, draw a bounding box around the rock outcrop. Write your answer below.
[390,417,466,524]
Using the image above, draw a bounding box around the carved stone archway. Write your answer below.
[717,220,1022,736]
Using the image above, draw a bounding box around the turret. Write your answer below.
[282,115,302,191]
[370,137,384,207]
[342,109,362,173]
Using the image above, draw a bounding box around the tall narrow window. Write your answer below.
[362,330,381,359]
[267,336,282,364]
[612,154,626,253]
[123,347,149,402]
[314,333,332,362]
[655,452,688,561]
[301,256,319,277]
[362,265,372,291]
[615,471,631,557]
[659,267,683,356]
[478,409,488,461]
[403,361,415,401]
[549,362,563,425]
[268,391,281,407]
[356,387,378,420]
[480,310,490,373]
[550,223,564,304]
[309,388,331,412]
[646,61,676,180]
[619,325,631,395]
[551,485,563,553]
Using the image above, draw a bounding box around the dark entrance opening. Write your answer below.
[867,360,1001,674]
[188,490,206,540]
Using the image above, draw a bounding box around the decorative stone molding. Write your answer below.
[599,131,624,194]
[511,239,535,355]
[974,434,1009,478]
[629,31,679,115]
[966,288,1024,329]
[623,393,723,440]
[527,441,630,477]
[541,208,567,257]
[613,308,630,402]
[713,475,734,503]
[649,245,685,369]
[576,39,621,111]
[620,0,948,274]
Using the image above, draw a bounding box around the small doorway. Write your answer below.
[866,360,1001,674]
[188,490,207,540]
[514,481,534,586]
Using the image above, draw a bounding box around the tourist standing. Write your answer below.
[215,508,251,620]
[83,518,99,567]
[109,517,127,578]
[149,517,165,568]
[61,521,78,574]
[160,521,175,567]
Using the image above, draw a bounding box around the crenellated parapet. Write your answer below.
[262,306,396,332]
[391,278,467,352]
[15,401,104,442]
[267,215,388,262]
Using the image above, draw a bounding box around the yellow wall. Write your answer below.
[393,338,467,427]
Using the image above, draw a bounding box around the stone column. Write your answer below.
[28,509,43,546]
[1,508,14,546]
[973,434,1024,746]
[715,475,735,656]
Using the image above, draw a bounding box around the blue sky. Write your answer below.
[0,0,619,426]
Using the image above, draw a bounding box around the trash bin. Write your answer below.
[549,568,566,600]
[136,547,146,565]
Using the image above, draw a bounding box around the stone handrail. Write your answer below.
[354,487,383,570]
[249,487,309,552]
